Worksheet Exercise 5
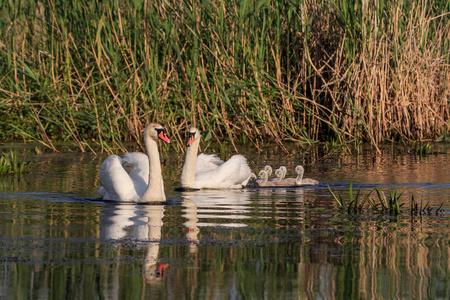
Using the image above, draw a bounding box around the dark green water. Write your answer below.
[1,144,450,299]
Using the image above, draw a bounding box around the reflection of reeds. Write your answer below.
[410,195,445,216]
[1,1,449,152]
[298,216,449,299]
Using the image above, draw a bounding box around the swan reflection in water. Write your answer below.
[182,188,306,252]
[100,203,167,283]
[181,189,253,253]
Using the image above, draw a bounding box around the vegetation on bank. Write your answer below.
[0,0,449,153]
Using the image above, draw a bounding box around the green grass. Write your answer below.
[414,142,432,156]
[327,182,444,216]
[0,150,30,175]
[0,0,449,153]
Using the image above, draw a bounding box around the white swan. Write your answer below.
[180,127,252,189]
[98,123,171,202]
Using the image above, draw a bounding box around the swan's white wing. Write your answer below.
[194,155,252,189]
[122,152,149,177]
[195,153,224,173]
[99,155,140,202]
[122,152,149,195]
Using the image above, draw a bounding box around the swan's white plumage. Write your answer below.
[195,153,224,173]
[98,154,141,202]
[122,152,149,196]
[194,155,251,189]
[121,152,166,196]
[123,152,149,183]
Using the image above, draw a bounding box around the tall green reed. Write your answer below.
[328,182,445,217]
[0,150,30,175]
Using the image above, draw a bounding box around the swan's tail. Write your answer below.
[227,155,252,186]
[242,173,256,187]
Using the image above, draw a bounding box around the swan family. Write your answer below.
[98,124,319,202]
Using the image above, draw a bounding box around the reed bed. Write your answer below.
[0,0,449,152]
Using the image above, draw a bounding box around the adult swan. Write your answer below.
[98,123,171,202]
[180,127,252,189]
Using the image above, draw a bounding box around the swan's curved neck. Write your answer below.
[295,168,304,185]
[180,137,199,187]
[141,136,165,202]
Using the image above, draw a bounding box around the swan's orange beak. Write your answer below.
[187,132,196,147]
[156,129,171,144]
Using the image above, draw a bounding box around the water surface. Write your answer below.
[1,144,450,299]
